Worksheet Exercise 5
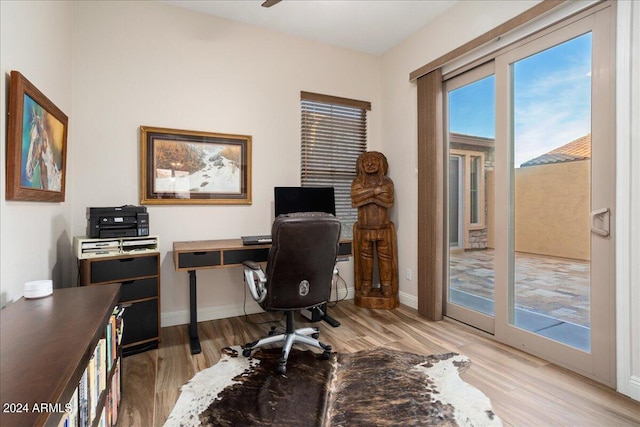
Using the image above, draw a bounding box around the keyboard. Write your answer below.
[241,235,272,245]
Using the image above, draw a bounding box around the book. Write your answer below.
[79,368,88,427]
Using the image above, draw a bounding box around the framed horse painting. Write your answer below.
[6,71,68,202]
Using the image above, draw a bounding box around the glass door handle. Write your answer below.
[590,208,610,237]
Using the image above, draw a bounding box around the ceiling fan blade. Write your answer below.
[261,0,282,7]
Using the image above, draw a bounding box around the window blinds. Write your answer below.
[300,92,370,238]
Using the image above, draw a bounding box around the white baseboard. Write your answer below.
[161,301,264,328]
[399,290,418,309]
[162,287,418,328]
[162,286,356,328]
[626,376,640,401]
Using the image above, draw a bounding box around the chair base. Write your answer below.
[242,312,332,374]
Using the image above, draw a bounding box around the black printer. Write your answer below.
[86,205,149,238]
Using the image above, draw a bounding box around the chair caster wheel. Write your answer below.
[322,350,331,360]
[312,333,319,339]
[242,348,252,357]
[277,364,286,374]
[268,326,277,336]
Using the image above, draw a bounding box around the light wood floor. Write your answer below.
[118,301,640,426]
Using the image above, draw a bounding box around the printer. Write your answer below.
[86,205,149,238]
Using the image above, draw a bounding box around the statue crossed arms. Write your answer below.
[351,151,399,307]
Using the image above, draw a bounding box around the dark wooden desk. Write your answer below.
[0,284,120,427]
[173,238,352,354]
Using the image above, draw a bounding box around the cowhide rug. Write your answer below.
[165,346,502,427]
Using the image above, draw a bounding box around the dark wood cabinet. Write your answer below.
[80,252,160,356]
[0,284,121,427]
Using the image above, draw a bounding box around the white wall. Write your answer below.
[0,1,74,306]
[70,1,380,325]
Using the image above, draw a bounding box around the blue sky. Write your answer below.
[449,32,592,167]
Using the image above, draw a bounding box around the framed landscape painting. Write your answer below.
[6,71,68,202]
[140,126,252,205]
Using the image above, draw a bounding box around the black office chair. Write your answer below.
[242,212,341,374]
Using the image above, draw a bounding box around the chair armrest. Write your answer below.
[243,261,267,303]
[243,260,262,271]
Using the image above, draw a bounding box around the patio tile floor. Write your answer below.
[449,249,591,350]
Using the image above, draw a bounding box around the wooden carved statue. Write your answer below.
[351,151,399,309]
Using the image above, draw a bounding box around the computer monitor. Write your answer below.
[274,186,336,217]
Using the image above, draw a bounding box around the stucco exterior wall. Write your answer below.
[514,160,590,260]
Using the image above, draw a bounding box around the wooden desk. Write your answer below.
[173,238,352,354]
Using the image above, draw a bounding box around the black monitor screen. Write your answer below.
[274,187,336,217]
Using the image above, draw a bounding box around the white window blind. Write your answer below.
[300,91,371,238]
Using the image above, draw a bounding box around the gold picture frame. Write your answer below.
[140,126,252,205]
[6,71,68,202]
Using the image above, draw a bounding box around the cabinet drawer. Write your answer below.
[178,251,221,269]
[122,299,158,346]
[120,277,158,302]
[224,247,269,265]
[91,255,158,283]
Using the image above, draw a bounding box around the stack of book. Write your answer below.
[58,306,125,427]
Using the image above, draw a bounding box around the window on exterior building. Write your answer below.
[449,147,488,244]
[300,91,371,238]
[470,155,481,224]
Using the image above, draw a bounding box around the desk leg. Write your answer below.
[318,303,341,327]
[188,270,202,354]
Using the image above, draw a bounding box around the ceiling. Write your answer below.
[159,0,458,55]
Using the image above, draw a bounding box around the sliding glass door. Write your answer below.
[443,5,615,385]
[445,63,496,333]
[509,32,593,351]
